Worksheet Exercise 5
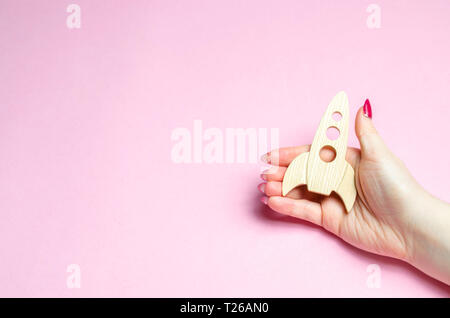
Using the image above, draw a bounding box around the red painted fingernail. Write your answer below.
[363,99,372,119]
[260,196,268,205]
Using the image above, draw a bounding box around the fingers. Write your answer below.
[267,196,323,227]
[261,145,360,169]
[260,166,286,182]
[261,145,310,167]
[259,191,345,233]
[355,104,389,160]
[260,181,302,197]
[258,181,282,196]
[258,182,323,202]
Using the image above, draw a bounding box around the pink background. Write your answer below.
[1,0,450,297]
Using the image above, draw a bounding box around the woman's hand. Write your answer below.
[259,101,450,285]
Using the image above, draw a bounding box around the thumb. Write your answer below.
[355,99,388,159]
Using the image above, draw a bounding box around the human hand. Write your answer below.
[259,100,450,285]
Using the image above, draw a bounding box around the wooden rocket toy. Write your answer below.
[282,91,357,212]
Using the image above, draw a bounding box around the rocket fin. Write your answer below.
[282,152,309,196]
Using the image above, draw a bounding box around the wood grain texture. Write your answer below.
[282,152,309,196]
[282,91,356,212]
[335,161,357,212]
[307,91,349,195]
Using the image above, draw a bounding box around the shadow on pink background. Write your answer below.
[0,0,449,296]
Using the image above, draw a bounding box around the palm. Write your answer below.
[262,145,410,261]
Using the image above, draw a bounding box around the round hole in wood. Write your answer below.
[332,111,342,121]
[319,145,336,163]
[326,126,340,140]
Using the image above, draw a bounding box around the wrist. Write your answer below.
[406,192,450,284]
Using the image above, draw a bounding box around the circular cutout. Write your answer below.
[332,112,342,121]
[319,146,337,163]
[326,126,340,140]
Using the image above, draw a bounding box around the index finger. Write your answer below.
[261,145,311,167]
[261,145,360,168]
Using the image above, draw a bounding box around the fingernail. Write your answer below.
[363,99,372,119]
[260,196,268,205]
[260,153,271,164]
[260,168,275,180]
[258,183,266,194]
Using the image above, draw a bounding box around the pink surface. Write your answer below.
[0,0,450,297]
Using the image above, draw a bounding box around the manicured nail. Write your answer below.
[260,153,271,164]
[363,99,372,119]
[260,196,268,205]
[260,168,275,180]
[258,183,266,194]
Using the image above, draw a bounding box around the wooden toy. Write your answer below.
[282,91,356,212]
